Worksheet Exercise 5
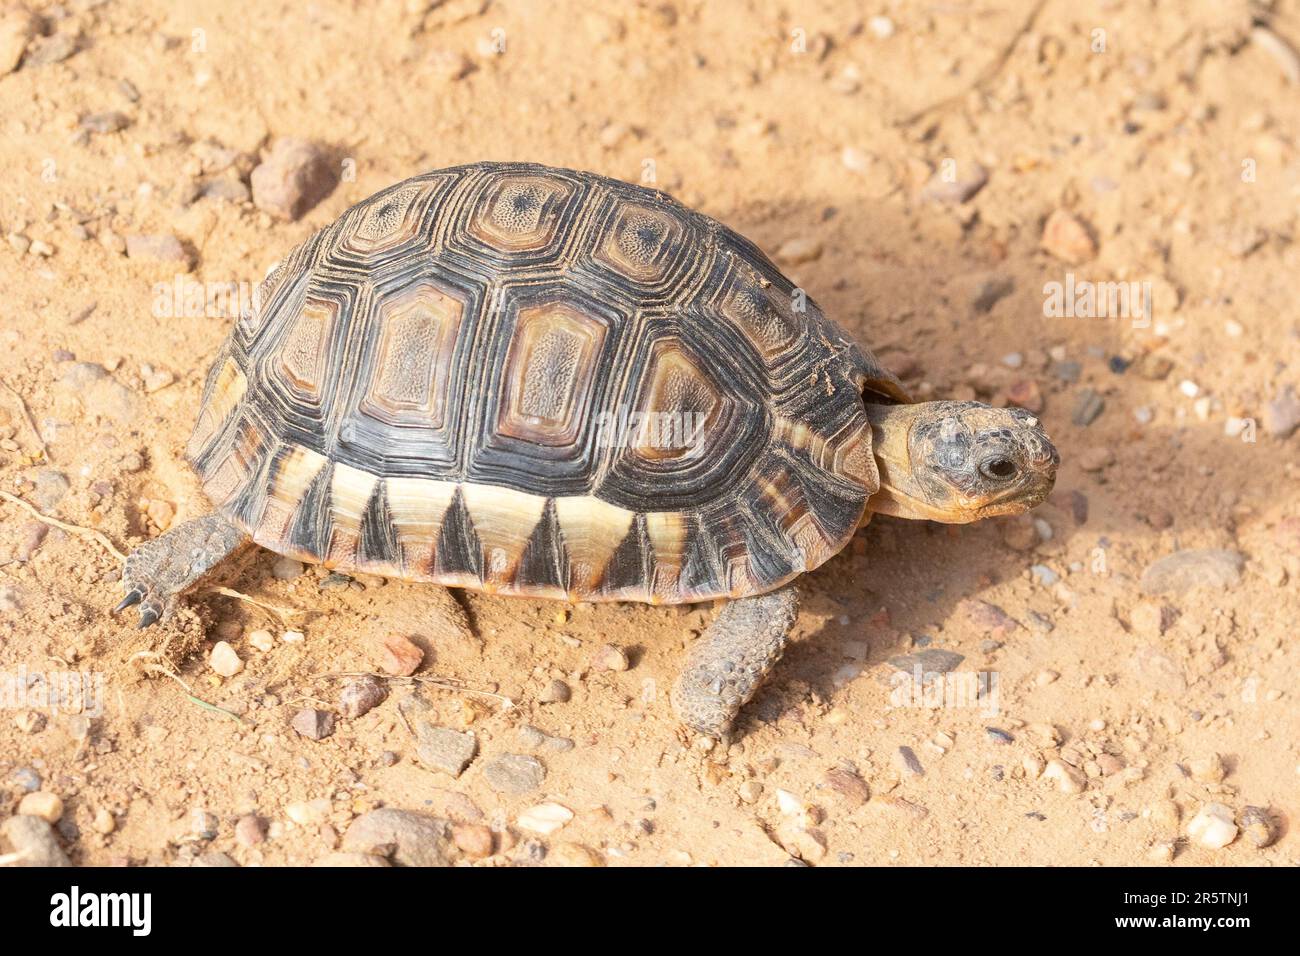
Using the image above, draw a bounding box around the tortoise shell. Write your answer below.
[187,162,909,604]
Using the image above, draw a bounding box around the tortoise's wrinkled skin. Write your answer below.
[117,161,1059,738]
[187,162,908,604]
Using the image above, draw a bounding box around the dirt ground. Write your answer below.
[1,0,1298,867]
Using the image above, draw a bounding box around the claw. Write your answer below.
[114,588,145,614]
[137,606,160,629]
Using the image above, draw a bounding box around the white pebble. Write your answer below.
[1043,759,1085,794]
[1178,379,1200,398]
[281,630,305,644]
[841,146,872,173]
[209,641,244,677]
[285,799,330,826]
[516,802,574,835]
[776,789,805,817]
[1187,803,1238,849]
[868,15,895,38]
[1001,352,1023,368]
[248,629,275,652]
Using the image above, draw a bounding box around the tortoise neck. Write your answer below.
[863,403,955,522]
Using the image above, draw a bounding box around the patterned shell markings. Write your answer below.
[187,163,908,604]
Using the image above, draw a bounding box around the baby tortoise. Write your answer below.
[116,162,1059,738]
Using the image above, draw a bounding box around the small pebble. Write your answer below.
[125,233,190,266]
[867,15,895,39]
[1072,389,1105,426]
[0,816,69,866]
[1043,759,1086,794]
[482,754,546,796]
[1187,803,1238,849]
[1041,209,1097,263]
[415,727,478,777]
[209,641,243,677]
[375,633,424,676]
[896,746,924,776]
[235,814,266,847]
[1186,753,1226,784]
[517,802,574,835]
[1030,564,1059,586]
[342,809,453,867]
[1262,386,1300,438]
[1141,549,1244,595]
[451,823,494,858]
[591,643,629,672]
[18,791,64,823]
[291,708,335,741]
[286,799,331,826]
[79,110,130,133]
[821,768,870,806]
[922,162,989,204]
[250,138,337,221]
[539,678,571,704]
[339,675,388,718]
[1238,806,1276,847]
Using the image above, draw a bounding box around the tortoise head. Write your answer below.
[864,401,1059,523]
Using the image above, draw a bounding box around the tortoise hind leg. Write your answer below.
[671,584,799,739]
[115,514,250,627]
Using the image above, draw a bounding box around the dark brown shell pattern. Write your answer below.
[187,162,908,604]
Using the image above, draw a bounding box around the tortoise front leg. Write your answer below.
[671,583,799,738]
[115,513,250,627]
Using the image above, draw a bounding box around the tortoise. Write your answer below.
[115,161,1059,737]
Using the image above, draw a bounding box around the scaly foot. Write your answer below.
[115,514,248,627]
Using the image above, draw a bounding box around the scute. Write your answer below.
[189,162,908,604]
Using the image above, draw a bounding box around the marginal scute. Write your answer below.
[553,495,635,594]
[830,418,879,492]
[190,162,901,604]
[329,462,379,533]
[460,482,548,585]
[188,357,247,463]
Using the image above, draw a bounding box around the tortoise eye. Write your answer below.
[980,457,1018,480]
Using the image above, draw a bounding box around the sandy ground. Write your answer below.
[1,0,1298,867]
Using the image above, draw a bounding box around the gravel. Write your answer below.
[1140,549,1245,595]
[482,753,546,796]
[1,815,70,865]
[341,809,453,867]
